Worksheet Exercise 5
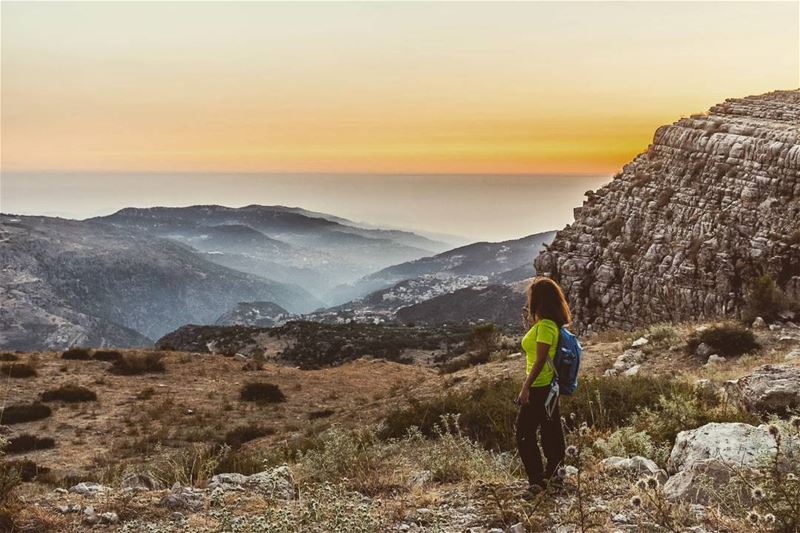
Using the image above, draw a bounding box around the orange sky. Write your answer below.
[2,1,798,175]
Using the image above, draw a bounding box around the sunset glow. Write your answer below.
[2,1,798,175]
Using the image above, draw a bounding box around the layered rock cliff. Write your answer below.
[535,90,800,331]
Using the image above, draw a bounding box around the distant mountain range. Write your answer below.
[0,214,323,350]
[0,205,553,350]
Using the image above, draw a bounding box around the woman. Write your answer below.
[516,276,570,492]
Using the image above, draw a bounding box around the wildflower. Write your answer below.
[747,511,760,524]
[787,473,797,481]
[790,416,800,429]
[566,445,579,458]
[646,476,659,490]
[569,412,577,421]
[560,416,567,425]
[579,425,590,436]
[750,487,765,500]
[635,479,648,491]
[556,467,567,479]
[629,495,642,507]
[763,513,775,524]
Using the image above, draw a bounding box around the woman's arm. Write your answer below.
[517,342,551,405]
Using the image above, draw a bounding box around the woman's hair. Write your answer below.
[525,276,572,327]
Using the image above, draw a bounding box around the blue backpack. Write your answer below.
[553,327,582,395]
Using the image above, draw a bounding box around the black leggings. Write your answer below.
[516,385,566,486]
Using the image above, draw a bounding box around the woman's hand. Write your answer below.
[517,386,530,406]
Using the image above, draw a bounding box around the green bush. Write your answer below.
[40,384,97,403]
[687,323,759,357]
[240,382,286,403]
[439,350,491,374]
[62,348,92,360]
[744,274,785,322]
[111,352,165,375]
[0,363,36,378]
[0,403,51,425]
[5,435,56,454]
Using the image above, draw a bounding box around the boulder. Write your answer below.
[705,354,725,366]
[752,317,767,329]
[667,423,776,472]
[159,483,205,512]
[605,349,644,376]
[246,465,295,499]
[600,456,668,483]
[206,466,295,500]
[662,459,738,504]
[631,337,649,348]
[733,364,800,414]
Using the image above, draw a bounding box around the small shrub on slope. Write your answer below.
[93,350,122,362]
[0,353,18,362]
[686,323,759,357]
[0,363,36,378]
[5,435,56,454]
[40,384,97,403]
[744,273,786,322]
[62,348,92,360]
[240,382,286,403]
[111,352,165,375]
[223,424,274,449]
[0,403,51,425]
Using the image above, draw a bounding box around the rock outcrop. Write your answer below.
[731,364,800,414]
[535,90,800,331]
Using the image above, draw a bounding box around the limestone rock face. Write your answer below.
[535,90,800,332]
[733,364,800,414]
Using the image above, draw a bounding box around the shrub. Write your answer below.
[93,350,122,362]
[152,444,229,487]
[223,424,274,449]
[110,352,165,375]
[439,350,491,374]
[0,363,36,378]
[631,393,757,445]
[240,382,286,403]
[5,435,56,454]
[308,409,336,420]
[468,323,498,355]
[40,384,97,403]
[3,459,48,482]
[0,403,52,425]
[744,274,785,322]
[593,427,670,467]
[0,353,18,362]
[62,348,92,360]
[686,323,759,357]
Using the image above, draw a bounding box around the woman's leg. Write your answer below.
[515,390,546,486]
[540,400,566,480]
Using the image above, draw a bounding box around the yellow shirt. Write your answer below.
[521,318,559,387]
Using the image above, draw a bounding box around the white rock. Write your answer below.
[245,465,295,500]
[752,317,767,329]
[600,456,668,483]
[623,364,641,376]
[631,337,649,348]
[100,511,119,524]
[667,423,777,472]
[69,482,111,496]
[508,523,527,533]
[733,364,800,414]
[662,459,737,503]
[208,472,248,492]
[705,354,726,366]
[695,343,713,357]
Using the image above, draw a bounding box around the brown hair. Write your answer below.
[525,276,572,327]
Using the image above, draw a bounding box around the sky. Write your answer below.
[1,1,798,240]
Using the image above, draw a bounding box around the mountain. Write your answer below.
[326,231,556,305]
[0,215,322,350]
[535,90,800,332]
[395,284,526,328]
[91,205,450,298]
[215,301,292,327]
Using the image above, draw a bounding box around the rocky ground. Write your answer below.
[2,317,799,532]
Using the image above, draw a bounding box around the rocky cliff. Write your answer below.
[535,90,800,331]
